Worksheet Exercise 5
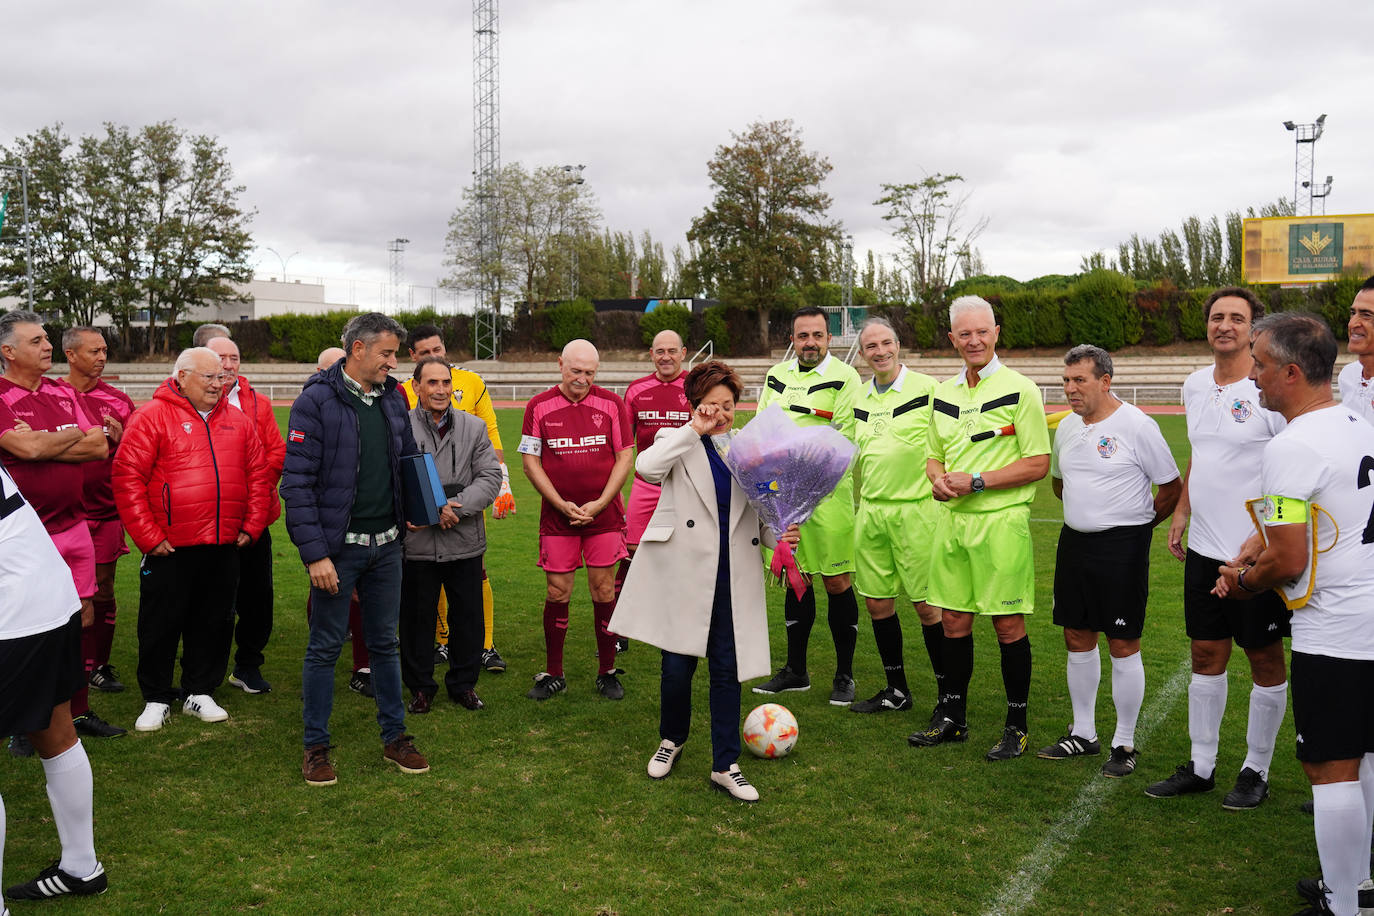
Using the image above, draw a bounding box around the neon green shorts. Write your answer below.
[854,498,941,601]
[794,478,856,577]
[926,505,1035,616]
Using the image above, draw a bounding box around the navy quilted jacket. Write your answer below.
[280,361,419,565]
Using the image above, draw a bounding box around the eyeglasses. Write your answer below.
[184,371,228,383]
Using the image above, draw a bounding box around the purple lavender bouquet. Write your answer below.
[724,406,856,597]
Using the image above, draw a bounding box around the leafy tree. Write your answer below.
[874,172,988,310]
[1113,197,1295,289]
[687,119,840,352]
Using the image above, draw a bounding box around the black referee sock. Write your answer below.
[999,636,1032,732]
[943,634,974,725]
[921,621,945,703]
[827,587,859,679]
[784,586,816,674]
[871,614,909,695]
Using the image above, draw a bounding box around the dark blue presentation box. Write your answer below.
[401,453,447,527]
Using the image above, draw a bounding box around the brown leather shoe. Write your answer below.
[303,744,337,786]
[383,734,429,774]
[452,688,484,711]
[407,692,432,715]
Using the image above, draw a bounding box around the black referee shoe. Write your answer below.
[5,861,107,899]
[1144,761,1215,799]
[908,714,968,747]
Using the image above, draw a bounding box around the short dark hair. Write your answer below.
[1064,344,1113,379]
[1204,286,1263,323]
[791,306,827,331]
[1360,275,1374,293]
[406,324,443,352]
[342,312,406,353]
[62,325,103,352]
[413,355,450,383]
[1251,311,1336,386]
[684,360,742,408]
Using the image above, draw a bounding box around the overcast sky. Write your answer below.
[7,1,1371,308]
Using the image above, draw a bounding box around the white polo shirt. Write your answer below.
[1337,360,1374,425]
[0,465,82,639]
[1260,405,1374,659]
[1052,399,1179,533]
[1181,367,1286,560]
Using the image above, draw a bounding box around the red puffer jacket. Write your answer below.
[113,378,272,553]
[232,376,286,524]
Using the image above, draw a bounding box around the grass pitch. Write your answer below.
[0,411,1321,914]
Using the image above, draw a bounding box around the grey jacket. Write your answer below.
[403,405,502,562]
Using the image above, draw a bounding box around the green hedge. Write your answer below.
[639,303,692,346]
[541,299,596,350]
[1065,270,1135,350]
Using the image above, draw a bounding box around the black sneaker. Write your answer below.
[829,675,856,707]
[908,715,969,747]
[1037,732,1101,759]
[228,667,273,694]
[850,687,912,714]
[752,666,810,694]
[1144,761,1215,798]
[526,672,567,701]
[1101,746,1138,778]
[5,860,107,899]
[1222,766,1269,810]
[73,710,126,738]
[1297,876,1374,909]
[88,664,125,693]
[349,669,374,698]
[986,726,1028,761]
[481,647,507,673]
[596,670,625,701]
[8,734,35,758]
[433,644,449,666]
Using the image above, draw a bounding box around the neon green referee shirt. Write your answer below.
[758,353,860,442]
[855,365,936,502]
[927,355,1050,513]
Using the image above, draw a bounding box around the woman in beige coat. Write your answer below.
[610,361,798,802]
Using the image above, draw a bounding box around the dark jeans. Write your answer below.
[400,556,483,697]
[137,545,239,704]
[660,588,741,771]
[302,540,404,747]
[233,528,274,669]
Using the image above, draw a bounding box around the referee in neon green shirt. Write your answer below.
[909,296,1050,761]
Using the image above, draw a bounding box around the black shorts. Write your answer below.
[1053,523,1152,640]
[1183,549,1290,648]
[0,611,84,736]
[1291,651,1374,763]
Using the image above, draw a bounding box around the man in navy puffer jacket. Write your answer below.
[281,312,429,786]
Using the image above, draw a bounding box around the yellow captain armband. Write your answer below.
[1260,494,1308,526]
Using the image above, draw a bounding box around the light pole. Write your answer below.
[560,164,585,301]
[0,163,35,307]
[264,247,299,282]
[1283,114,1327,216]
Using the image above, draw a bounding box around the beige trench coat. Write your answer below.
[609,423,777,681]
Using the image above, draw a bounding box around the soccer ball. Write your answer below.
[743,703,799,759]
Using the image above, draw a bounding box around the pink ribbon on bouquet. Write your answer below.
[769,539,808,600]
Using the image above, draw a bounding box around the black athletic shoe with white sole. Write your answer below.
[1296,876,1374,909]
[1100,746,1138,778]
[985,726,1028,761]
[908,715,968,747]
[752,666,810,694]
[1222,766,1269,810]
[1144,761,1215,798]
[850,686,912,714]
[829,675,856,706]
[5,861,107,899]
[1036,732,1100,759]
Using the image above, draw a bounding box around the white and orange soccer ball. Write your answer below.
[743,703,799,759]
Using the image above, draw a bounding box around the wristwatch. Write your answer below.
[970,472,985,493]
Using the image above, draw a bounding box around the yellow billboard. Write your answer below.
[1244,214,1374,285]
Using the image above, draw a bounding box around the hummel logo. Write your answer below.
[1267,622,1278,631]
[1114,618,1127,627]
[1296,733,1304,743]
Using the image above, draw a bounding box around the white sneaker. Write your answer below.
[647,739,684,779]
[182,694,229,722]
[709,764,759,802]
[134,702,171,732]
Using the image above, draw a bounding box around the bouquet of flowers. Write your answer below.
[724,405,857,598]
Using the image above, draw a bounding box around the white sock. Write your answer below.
[1,790,6,894]
[1240,681,1287,777]
[1313,781,1367,916]
[1361,755,1374,886]
[1066,648,1100,741]
[1110,652,1145,749]
[41,743,97,879]
[1188,672,1228,780]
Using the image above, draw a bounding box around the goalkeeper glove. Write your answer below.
[493,462,516,518]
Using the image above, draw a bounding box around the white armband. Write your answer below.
[517,435,542,456]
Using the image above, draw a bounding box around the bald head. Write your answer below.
[649,330,685,382]
[558,338,599,402]
[316,347,345,373]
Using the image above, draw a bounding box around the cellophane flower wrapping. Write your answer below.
[724,406,856,596]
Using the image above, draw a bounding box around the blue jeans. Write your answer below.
[660,588,741,771]
[303,540,405,747]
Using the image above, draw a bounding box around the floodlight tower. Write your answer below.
[472,0,501,359]
[1283,114,1326,216]
[389,237,410,310]
[1306,175,1334,215]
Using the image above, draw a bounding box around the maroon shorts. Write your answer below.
[88,517,131,565]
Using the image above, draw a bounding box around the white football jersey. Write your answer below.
[1337,360,1374,425]
[0,465,82,639]
[1052,400,1178,533]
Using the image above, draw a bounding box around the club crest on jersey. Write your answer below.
[1096,436,1117,458]
[1230,399,1253,422]
[591,413,604,429]
[181,422,193,434]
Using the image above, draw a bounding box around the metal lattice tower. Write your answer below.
[1283,114,1326,216]
[388,237,410,311]
[472,0,501,359]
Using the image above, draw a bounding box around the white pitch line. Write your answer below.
[981,656,1191,916]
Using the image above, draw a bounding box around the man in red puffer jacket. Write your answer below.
[113,347,272,733]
